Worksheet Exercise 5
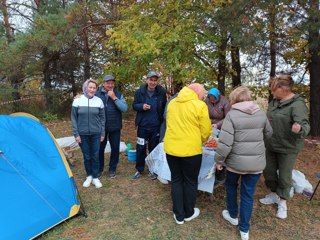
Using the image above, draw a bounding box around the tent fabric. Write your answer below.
[0,113,80,240]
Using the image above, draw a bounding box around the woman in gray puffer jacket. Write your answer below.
[214,86,273,240]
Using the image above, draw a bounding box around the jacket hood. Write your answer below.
[175,86,198,103]
[82,79,96,98]
[232,101,260,114]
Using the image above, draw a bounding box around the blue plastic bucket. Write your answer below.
[127,150,136,161]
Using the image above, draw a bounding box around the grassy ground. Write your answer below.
[40,120,320,240]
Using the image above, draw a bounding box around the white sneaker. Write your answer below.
[173,214,184,225]
[222,210,239,226]
[240,230,249,240]
[92,178,102,188]
[259,192,280,205]
[157,176,169,184]
[184,208,200,222]
[83,176,92,187]
[276,200,287,219]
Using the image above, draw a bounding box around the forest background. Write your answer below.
[1,1,320,240]
[0,0,319,136]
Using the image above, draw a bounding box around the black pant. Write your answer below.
[166,153,202,222]
[99,130,121,173]
[135,126,160,172]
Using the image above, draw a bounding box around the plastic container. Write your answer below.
[126,143,133,155]
[127,149,136,162]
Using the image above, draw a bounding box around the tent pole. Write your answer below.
[74,180,88,218]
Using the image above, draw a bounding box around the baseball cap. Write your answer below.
[147,71,160,78]
[103,74,115,82]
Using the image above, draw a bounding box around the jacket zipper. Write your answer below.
[88,98,90,134]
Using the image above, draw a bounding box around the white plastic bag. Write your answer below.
[292,170,313,193]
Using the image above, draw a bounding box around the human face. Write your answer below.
[208,95,217,104]
[87,82,97,97]
[103,80,115,91]
[147,76,158,91]
[271,86,286,100]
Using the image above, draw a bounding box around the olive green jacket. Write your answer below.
[267,94,310,154]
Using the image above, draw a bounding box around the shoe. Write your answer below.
[240,230,249,240]
[184,208,200,222]
[109,171,116,179]
[157,176,169,184]
[173,214,184,225]
[148,171,158,180]
[276,200,287,219]
[222,210,238,226]
[83,176,92,187]
[92,178,102,188]
[131,171,141,180]
[259,192,280,205]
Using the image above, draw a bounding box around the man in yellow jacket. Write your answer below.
[164,83,212,225]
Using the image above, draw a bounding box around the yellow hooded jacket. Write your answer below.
[164,86,212,157]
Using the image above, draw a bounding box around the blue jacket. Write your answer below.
[133,84,167,128]
[96,87,128,132]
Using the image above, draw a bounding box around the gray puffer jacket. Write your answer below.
[214,101,273,173]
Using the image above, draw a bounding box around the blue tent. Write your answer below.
[0,113,80,239]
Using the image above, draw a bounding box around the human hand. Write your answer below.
[292,122,301,134]
[75,136,81,144]
[216,164,223,171]
[100,136,105,142]
[107,90,116,100]
[143,103,151,110]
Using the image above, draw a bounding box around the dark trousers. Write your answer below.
[135,126,160,173]
[226,171,260,233]
[264,150,297,200]
[166,153,202,222]
[99,130,121,173]
[79,134,101,178]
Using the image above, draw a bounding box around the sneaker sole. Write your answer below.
[184,208,200,221]
[173,214,184,225]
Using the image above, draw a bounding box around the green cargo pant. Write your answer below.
[263,150,297,200]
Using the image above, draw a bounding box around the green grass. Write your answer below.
[39,120,320,240]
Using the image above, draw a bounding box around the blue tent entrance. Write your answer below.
[0,113,81,239]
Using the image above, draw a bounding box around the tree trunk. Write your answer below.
[1,0,14,43]
[83,30,91,80]
[308,0,320,136]
[231,40,241,88]
[1,0,21,111]
[268,5,277,102]
[217,34,228,95]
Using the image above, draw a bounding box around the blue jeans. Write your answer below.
[135,126,160,173]
[79,134,101,178]
[99,130,121,173]
[167,153,202,222]
[225,170,260,233]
